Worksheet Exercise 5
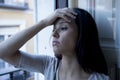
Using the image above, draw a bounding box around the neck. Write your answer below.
[61,54,80,71]
[59,53,90,80]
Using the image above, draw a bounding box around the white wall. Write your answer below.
[34,0,55,80]
[36,0,54,57]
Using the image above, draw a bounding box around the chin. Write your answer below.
[54,50,61,55]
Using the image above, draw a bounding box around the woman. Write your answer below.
[0,8,109,80]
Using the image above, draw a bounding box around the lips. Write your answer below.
[52,41,60,46]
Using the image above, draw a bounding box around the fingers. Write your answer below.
[62,11,76,19]
[55,8,77,22]
[64,8,77,16]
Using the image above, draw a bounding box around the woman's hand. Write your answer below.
[43,8,77,26]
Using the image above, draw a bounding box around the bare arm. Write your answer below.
[0,8,77,66]
[0,20,46,66]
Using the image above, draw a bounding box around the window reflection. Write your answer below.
[78,0,116,40]
[95,0,116,39]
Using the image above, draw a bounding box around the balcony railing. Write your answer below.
[0,67,29,80]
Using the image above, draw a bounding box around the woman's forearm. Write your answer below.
[0,20,46,57]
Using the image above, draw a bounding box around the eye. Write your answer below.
[60,27,68,30]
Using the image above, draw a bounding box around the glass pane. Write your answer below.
[78,0,88,10]
[4,0,25,6]
[78,0,95,17]
[95,0,116,40]
[55,0,68,8]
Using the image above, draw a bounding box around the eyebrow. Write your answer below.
[59,21,68,24]
[53,19,70,29]
[54,21,68,26]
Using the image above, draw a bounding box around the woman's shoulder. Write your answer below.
[88,72,110,80]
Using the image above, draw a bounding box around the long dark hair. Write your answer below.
[73,8,108,75]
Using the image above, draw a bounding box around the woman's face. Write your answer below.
[52,19,78,56]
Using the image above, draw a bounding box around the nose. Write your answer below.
[52,30,59,38]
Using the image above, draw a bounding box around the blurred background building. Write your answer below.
[0,0,35,80]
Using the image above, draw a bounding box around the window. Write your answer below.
[4,0,25,6]
[0,0,28,10]
[0,34,13,69]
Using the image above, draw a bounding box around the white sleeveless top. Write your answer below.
[17,52,110,80]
